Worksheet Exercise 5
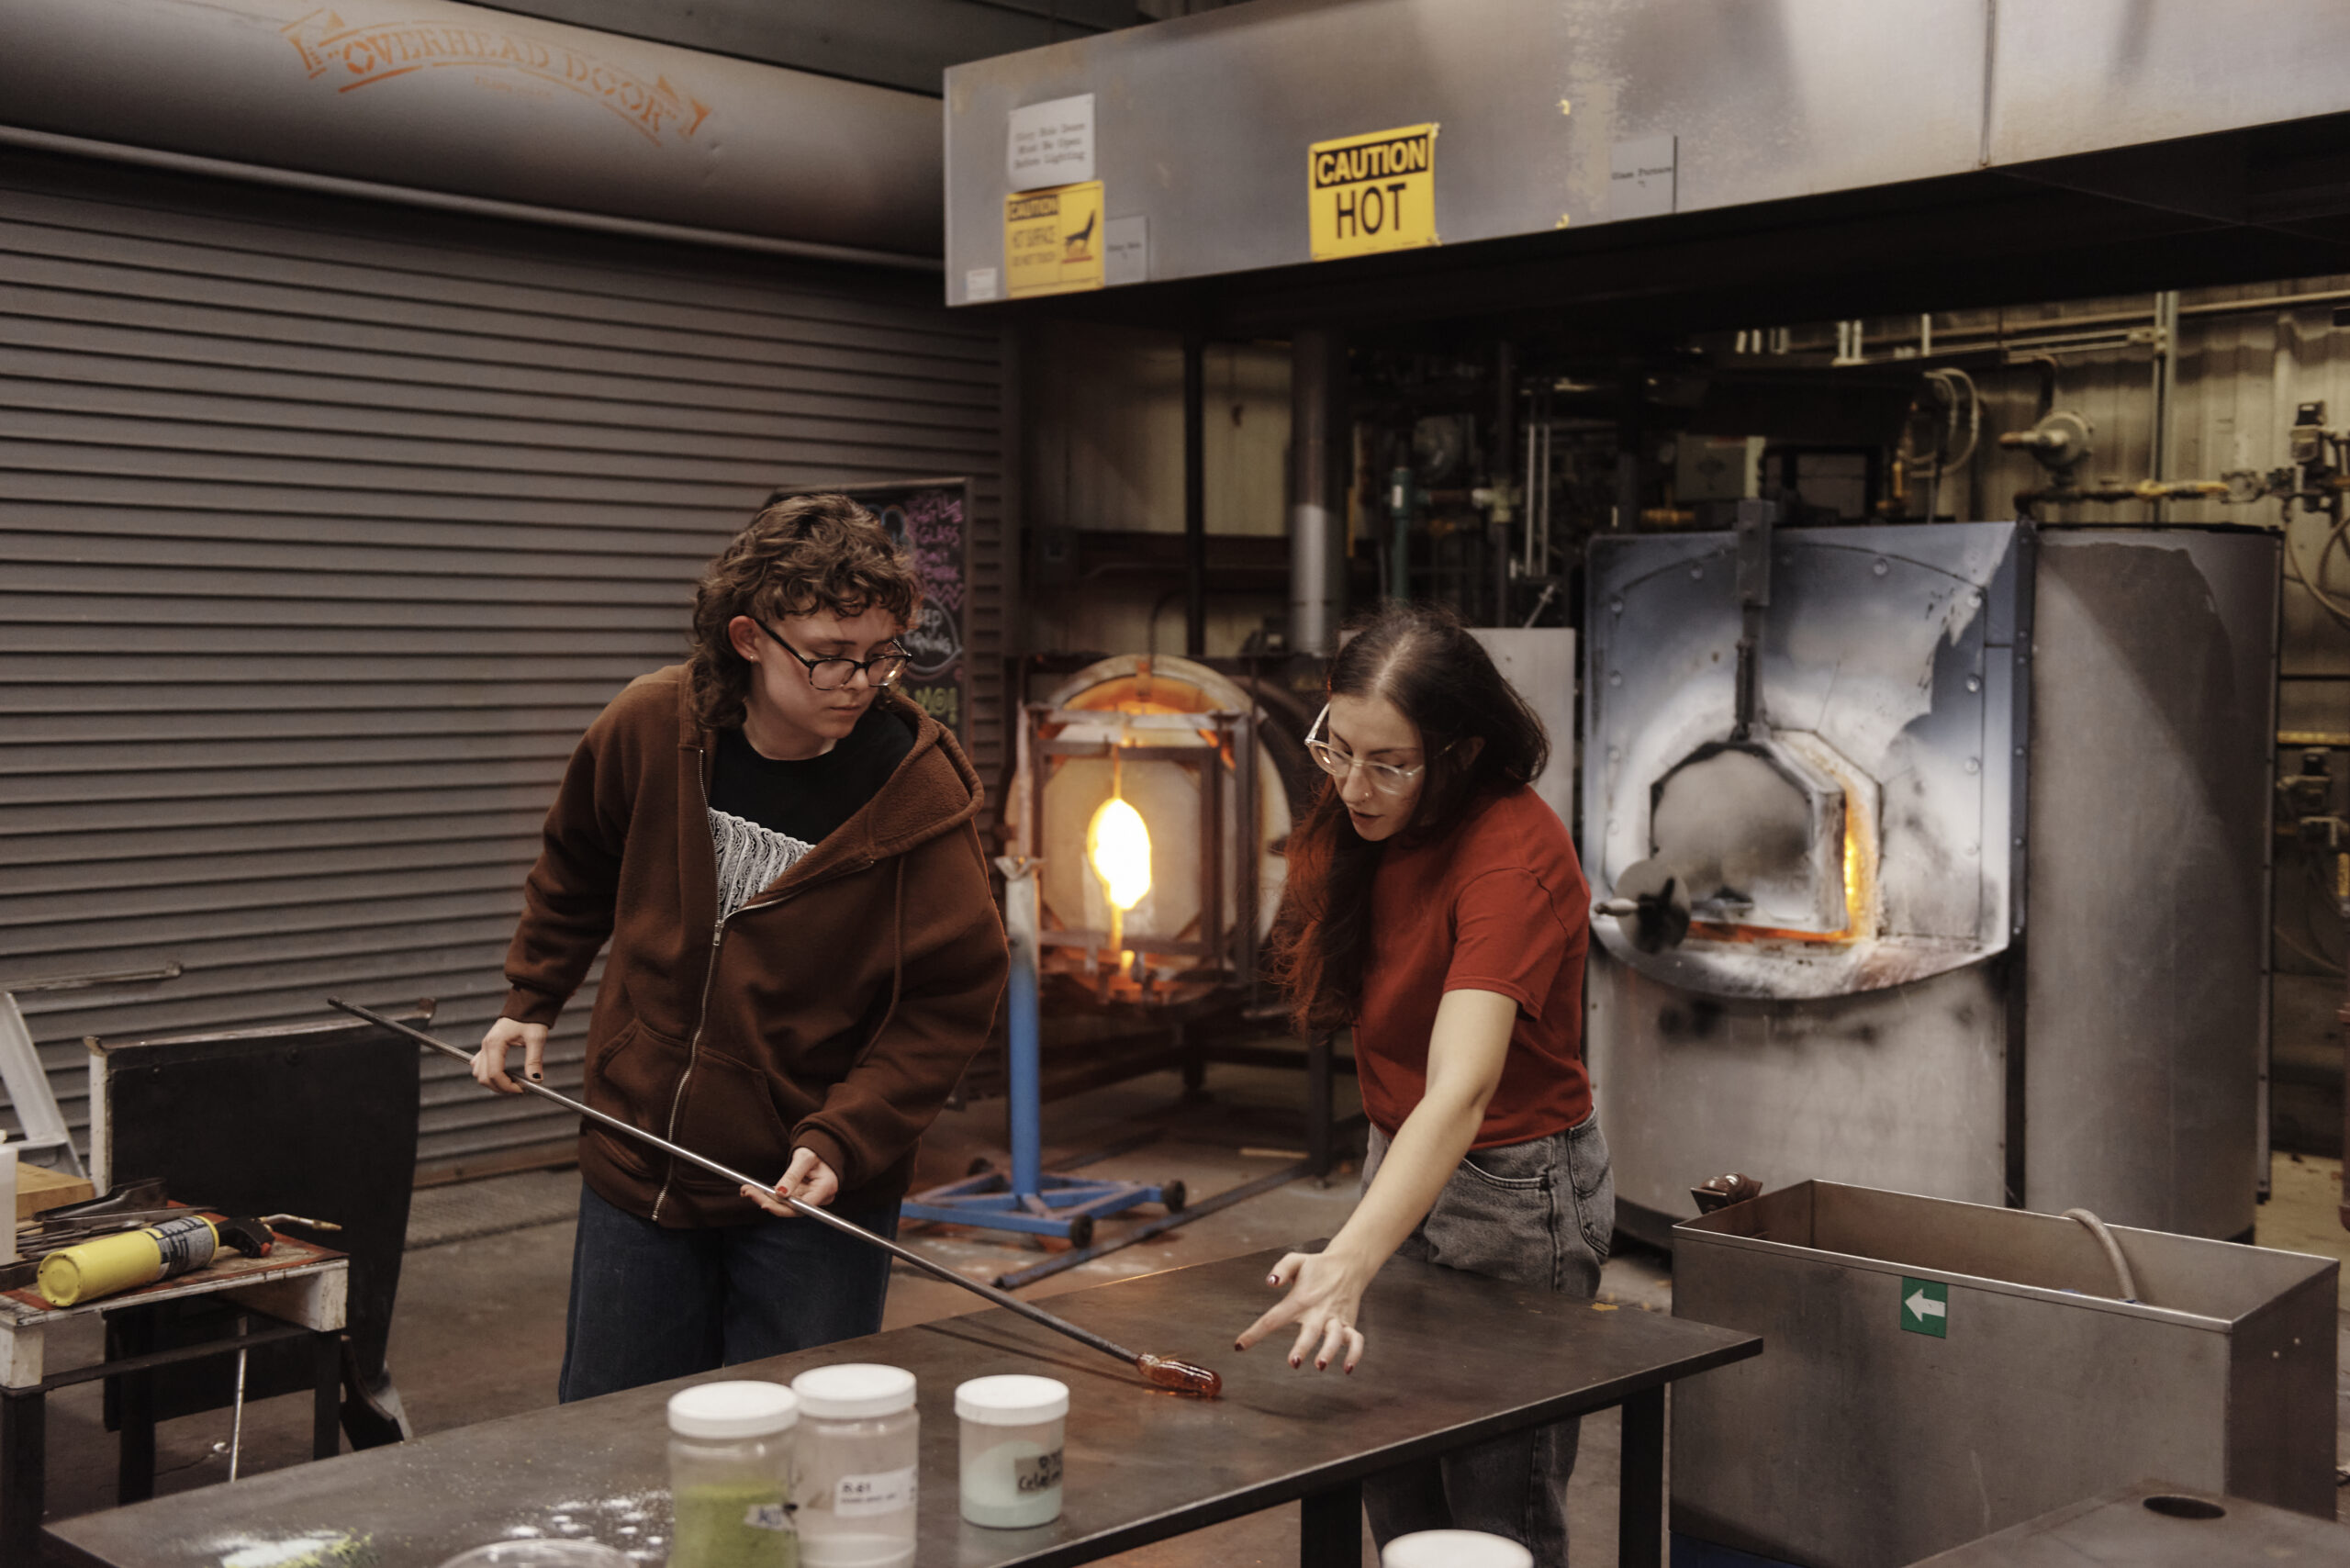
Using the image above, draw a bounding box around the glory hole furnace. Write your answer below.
[1583,511,2277,1246]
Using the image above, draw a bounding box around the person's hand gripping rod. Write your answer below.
[326,998,1220,1397]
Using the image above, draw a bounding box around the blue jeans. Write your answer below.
[557,1182,899,1403]
[1360,1115,1616,1568]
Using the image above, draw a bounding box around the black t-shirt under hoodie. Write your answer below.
[705,705,914,919]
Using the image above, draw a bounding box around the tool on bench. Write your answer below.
[37,1213,275,1306]
[327,998,1224,1397]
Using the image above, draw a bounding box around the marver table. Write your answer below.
[45,1247,1759,1568]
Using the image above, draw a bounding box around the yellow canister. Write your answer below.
[38,1214,222,1307]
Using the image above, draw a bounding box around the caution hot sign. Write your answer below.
[1005,181,1105,297]
[1308,123,1438,261]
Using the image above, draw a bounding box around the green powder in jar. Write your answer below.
[669,1481,798,1568]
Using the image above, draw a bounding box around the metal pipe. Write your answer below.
[2,961,184,992]
[1492,341,1516,624]
[323,998,1221,1394]
[1827,287,2350,360]
[1002,863,1045,1202]
[2151,290,2181,523]
[1183,330,1208,656]
[1289,328,1348,653]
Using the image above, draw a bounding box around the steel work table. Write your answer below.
[1908,1481,2350,1564]
[44,1246,1759,1568]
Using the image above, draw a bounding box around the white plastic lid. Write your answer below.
[791,1362,917,1419]
[667,1380,799,1439]
[955,1374,1069,1425]
[1381,1531,1534,1568]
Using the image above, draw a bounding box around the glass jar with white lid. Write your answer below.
[666,1380,799,1568]
[955,1374,1068,1528]
[789,1363,918,1568]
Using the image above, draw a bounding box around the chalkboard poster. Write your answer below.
[841,479,971,744]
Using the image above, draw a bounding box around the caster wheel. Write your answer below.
[1159,1180,1189,1214]
[1066,1215,1096,1249]
[967,1156,995,1178]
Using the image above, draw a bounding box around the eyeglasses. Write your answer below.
[756,623,911,691]
[1304,704,1445,795]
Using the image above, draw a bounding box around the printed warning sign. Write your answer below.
[1308,123,1438,261]
[1005,181,1105,297]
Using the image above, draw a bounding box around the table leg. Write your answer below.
[114,1309,156,1506]
[312,1334,341,1461]
[1298,1476,1361,1568]
[2,1388,44,1567]
[1618,1385,1665,1568]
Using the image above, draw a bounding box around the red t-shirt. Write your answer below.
[1355,786,1592,1148]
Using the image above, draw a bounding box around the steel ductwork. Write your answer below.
[0,0,944,263]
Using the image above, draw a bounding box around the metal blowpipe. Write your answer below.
[325,998,1220,1396]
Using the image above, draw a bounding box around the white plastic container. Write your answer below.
[1381,1530,1534,1568]
[789,1363,918,1567]
[666,1381,799,1568]
[954,1375,1068,1529]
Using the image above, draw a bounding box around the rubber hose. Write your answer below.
[2063,1207,2141,1304]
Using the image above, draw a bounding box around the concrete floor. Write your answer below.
[27,1066,2350,1562]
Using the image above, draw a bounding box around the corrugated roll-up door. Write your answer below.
[0,151,1007,1182]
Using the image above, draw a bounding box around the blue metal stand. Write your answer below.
[900,858,1177,1247]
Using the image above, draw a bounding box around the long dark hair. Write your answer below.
[1270,602,1550,1034]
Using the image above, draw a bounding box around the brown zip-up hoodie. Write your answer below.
[500,665,1008,1227]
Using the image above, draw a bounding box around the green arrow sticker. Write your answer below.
[1901,1277,1949,1338]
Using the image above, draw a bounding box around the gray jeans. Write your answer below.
[1360,1115,1615,1567]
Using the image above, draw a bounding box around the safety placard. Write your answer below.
[1005,181,1105,297]
[1900,1277,1949,1338]
[1308,123,1438,261]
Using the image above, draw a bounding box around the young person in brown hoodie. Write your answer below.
[472,493,1009,1401]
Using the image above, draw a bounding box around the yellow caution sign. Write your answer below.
[1308,123,1438,261]
[1005,181,1105,297]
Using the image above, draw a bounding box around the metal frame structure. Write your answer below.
[901,703,1262,1247]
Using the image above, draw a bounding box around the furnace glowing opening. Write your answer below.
[1087,795,1152,913]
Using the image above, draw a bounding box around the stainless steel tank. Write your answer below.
[1583,521,2277,1243]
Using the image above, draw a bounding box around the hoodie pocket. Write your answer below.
[669,1048,797,1192]
[581,1016,688,1179]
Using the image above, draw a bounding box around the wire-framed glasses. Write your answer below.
[1303,704,1438,794]
[757,622,911,690]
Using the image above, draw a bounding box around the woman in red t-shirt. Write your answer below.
[1234,602,1612,1565]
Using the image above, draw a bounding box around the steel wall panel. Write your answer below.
[1988,1,2350,168]
[944,0,1989,298]
[0,153,1007,1176]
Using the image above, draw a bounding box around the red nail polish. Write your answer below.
[1289,1357,1301,1369]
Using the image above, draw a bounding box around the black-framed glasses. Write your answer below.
[1304,704,1446,794]
[756,622,911,691]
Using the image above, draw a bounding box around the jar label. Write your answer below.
[1016,1450,1064,1495]
[743,1503,794,1532]
[834,1465,916,1518]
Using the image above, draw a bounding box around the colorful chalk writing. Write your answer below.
[849,481,969,745]
[903,683,961,730]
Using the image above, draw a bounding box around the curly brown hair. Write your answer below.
[687,493,923,731]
